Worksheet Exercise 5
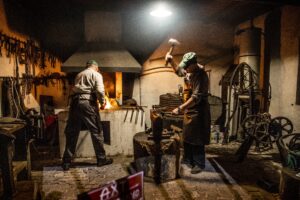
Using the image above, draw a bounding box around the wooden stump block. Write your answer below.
[133,132,180,182]
[133,132,179,160]
[135,155,177,182]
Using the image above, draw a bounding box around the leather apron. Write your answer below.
[183,99,211,145]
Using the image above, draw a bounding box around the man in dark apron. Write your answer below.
[166,52,211,174]
[62,60,113,170]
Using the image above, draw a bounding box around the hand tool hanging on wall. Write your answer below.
[130,108,134,123]
[23,41,32,100]
[140,107,144,127]
[40,50,46,69]
[135,108,140,124]
[48,55,57,68]
[122,106,147,124]
[5,36,11,58]
[15,55,20,86]
[124,108,129,122]
[165,38,180,66]
[15,56,26,116]
[0,32,59,71]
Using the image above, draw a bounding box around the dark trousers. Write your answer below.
[63,99,106,163]
[183,142,205,168]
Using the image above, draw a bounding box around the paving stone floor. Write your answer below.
[27,156,250,200]
[1,143,282,200]
[39,164,128,200]
[142,157,250,200]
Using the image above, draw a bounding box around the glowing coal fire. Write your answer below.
[104,95,112,109]
[103,95,119,109]
[101,72,122,110]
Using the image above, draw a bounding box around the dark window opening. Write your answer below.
[102,121,111,145]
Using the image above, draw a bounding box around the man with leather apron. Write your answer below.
[62,60,113,170]
[166,52,211,174]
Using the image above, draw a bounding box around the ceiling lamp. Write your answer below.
[150,3,172,17]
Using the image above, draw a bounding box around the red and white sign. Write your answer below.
[78,171,144,200]
[127,172,144,200]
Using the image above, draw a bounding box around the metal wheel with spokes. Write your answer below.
[269,116,293,142]
[242,115,264,137]
[253,122,272,151]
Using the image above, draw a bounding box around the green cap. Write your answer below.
[86,59,98,67]
[178,52,197,69]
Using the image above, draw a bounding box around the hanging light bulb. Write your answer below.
[150,3,172,17]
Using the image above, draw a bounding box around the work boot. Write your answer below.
[62,162,71,171]
[181,159,193,168]
[191,165,202,174]
[97,158,113,167]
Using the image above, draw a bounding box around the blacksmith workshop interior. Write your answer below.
[0,0,300,199]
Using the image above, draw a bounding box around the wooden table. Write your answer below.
[0,118,26,199]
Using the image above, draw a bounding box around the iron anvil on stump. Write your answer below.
[133,110,181,184]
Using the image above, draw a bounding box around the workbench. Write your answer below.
[0,117,29,199]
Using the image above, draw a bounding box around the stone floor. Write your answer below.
[38,164,128,200]
[1,142,283,200]
[30,158,249,200]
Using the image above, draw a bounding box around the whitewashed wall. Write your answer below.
[133,20,234,127]
[269,6,300,132]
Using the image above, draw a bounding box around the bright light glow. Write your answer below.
[104,96,112,109]
[150,4,172,17]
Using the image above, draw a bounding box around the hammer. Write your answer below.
[165,38,180,66]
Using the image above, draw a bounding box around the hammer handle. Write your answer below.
[165,45,175,66]
[168,45,175,55]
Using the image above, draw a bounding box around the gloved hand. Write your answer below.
[100,99,106,110]
[172,106,182,115]
[165,52,173,62]
[172,107,179,115]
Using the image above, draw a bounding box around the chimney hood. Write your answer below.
[62,42,142,73]
[62,11,142,73]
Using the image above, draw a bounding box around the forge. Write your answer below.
[102,71,123,108]
[58,71,145,157]
[58,107,145,157]
[57,10,144,157]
